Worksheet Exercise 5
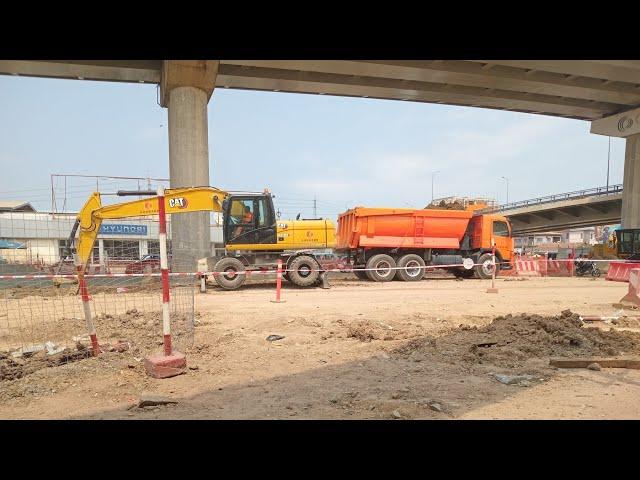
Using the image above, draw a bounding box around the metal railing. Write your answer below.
[479,184,623,213]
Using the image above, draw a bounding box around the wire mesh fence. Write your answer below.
[0,272,195,380]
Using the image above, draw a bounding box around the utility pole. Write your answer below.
[431,171,440,203]
[500,176,509,205]
[606,136,611,190]
[313,196,317,218]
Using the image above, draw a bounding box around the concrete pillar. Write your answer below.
[161,61,218,271]
[167,86,210,270]
[622,133,640,229]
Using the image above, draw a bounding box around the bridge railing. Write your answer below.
[478,184,623,214]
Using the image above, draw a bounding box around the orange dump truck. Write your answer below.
[335,200,514,281]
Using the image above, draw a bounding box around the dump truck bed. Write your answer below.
[335,207,473,251]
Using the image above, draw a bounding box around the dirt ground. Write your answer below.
[1,274,640,420]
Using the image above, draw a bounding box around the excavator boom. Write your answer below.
[71,187,230,272]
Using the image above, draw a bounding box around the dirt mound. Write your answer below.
[425,200,465,210]
[612,317,640,328]
[397,310,640,368]
[346,320,424,342]
[0,347,92,382]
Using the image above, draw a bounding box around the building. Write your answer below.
[0,205,224,269]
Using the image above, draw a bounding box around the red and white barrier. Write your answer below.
[73,255,100,356]
[270,258,286,303]
[620,268,640,307]
[606,261,640,283]
[513,258,542,276]
[486,244,499,293]
[143,186,187,379]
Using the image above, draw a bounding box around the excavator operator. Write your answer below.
[233,205,254,238]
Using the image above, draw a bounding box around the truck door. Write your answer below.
[492,219,512,260]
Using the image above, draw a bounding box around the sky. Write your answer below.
[0,75,627,220]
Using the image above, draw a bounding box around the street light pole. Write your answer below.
[606,136,611,190]
[432,171,440,203]
[500,176,509,205]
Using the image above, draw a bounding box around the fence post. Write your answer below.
[271,259,286,303]
[73,254,101,356]
[486,243,499,293]
[143,186,187,378]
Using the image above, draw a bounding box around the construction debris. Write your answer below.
[549,358,640,369]
[266,335,285,342]
[492,373,537,386]
[137,392,179,408]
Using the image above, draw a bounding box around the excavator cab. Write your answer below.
[615,229,640,260]
[222,193,278,246]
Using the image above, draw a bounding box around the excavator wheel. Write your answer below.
[287,255,321,287]
[396,254,425,282]
[365,254,396,282]
[213,257,247,290]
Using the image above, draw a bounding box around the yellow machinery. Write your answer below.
[69,186,336,290]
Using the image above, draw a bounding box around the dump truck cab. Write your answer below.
[465,213,514,263]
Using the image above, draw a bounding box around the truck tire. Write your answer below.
[213,257,247,290]
[396,254,425,281]
[354,269,369,280]
[287,255,320,287]
[475,253,497,280]
[366,254,396,282]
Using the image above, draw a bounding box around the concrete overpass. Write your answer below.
[483,185,623,235]
[1,60,639,267]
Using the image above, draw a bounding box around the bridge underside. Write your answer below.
[1,60,640,120]
[506,194,622,235]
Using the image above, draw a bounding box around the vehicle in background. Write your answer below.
[614,229,640,260]
[124,254,163,274]
[335,197,514,282]
[575,257,601,277]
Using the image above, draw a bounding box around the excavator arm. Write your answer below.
[69,187,230,272]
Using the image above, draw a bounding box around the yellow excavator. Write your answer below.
[68,186,336,290]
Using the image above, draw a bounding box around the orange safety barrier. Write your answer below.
[543,259,573,277]
[513,257,542,276]
[620,268,640,306]
[606,261,640,283]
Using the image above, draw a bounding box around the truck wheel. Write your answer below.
[213,257,247,290]
[366,254,396,282]
[396,254,425,281]
[354,269,369,280]
[475,253,497,280]
[287,255,320,287]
